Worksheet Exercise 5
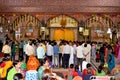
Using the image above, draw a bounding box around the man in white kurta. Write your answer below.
[84,42,91,63]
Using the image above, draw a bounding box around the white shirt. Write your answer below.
[73,44,76,54]
[76,45,84,58]
[25,44,35,56]
[87,44,91,52]
[63,44,71,54]
[37,46,45,59]
[46,44,53,56]
[2,45,11,54]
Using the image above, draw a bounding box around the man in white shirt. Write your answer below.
[46,41,53,62]
[87,41,92,63]
[62,41,71,68]
[37,42,45,65]
[2,41,11,57]
[76,42,84,71]
[25,40,35,62]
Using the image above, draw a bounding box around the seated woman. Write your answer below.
[7,60,22,80]
[82,63,95,80]
[84,69,93,80]
[0,56,12,79]
[72,65,82,78]
[38,57,50,80]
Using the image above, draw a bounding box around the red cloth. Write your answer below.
[72,71,79,77]
[96,53,100,59]
[0,62,6,68]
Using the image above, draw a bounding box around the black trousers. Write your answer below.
[77,58,84,71]
[25,54,29,63]
[4,53,10,58]
[59,53,62,66]
[63,54,70,68]
[47,55,52,62]
[19,48,23,60]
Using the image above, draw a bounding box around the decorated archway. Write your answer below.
[0,16,8,41]
[12,15,41,40]
[85,15,114,42]
[47,15,78,41]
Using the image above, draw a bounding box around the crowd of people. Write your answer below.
[0,39,119,80]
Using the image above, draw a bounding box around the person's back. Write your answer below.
[82,63,95,80]
[84,69,93,80]
[25,70,38,80]
[96,65,106,76]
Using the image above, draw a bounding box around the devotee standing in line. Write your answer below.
[108,45,115,71]
[46,41,53,64]
[11,41,16,61]
[37,42,45,64]
[25,40,35,62]
[86,41,92,63]
[83,43,91,63]
[69,42,74,66]
[53,42,59,68]
[62,41,71,69]
[59,42,64,67]
[117,44,120,63]
[76,42,84,71]
[2,41,11,57]
[91,43,96,61]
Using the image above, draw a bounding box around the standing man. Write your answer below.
[87,41,92,63]
[46,41,53,64]
[62,41,71,69]
[2,41,11,57]
[53,42,59,68]
[76,42,84,71]
[37,42,45,65]
[25,40,35,62]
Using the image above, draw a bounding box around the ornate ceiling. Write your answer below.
[0,0,120,13]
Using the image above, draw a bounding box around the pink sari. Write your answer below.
[114,44,119,58]
[117,46,120,62]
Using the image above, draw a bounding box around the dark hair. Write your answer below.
[13,60,19,67]
[98,66,103,73]
[86,63,91,68]
[41,57,49,66]
[5,41,9,45]
[74,65,79,71]
[84,43,87,47]
[13,73,23,80]
[70,64,74,68]
[79,42,82,45]
[19,57,24,62]
[42,73,55,80]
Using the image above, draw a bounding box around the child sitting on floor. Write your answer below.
[96,51,100,62]
[72,65,82,78]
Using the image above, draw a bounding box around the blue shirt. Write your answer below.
[53,45,59,54]
[37,46,45,59]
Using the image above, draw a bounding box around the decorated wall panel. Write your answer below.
[12,15,41,40]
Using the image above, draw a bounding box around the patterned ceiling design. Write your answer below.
[0,0,120,13]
